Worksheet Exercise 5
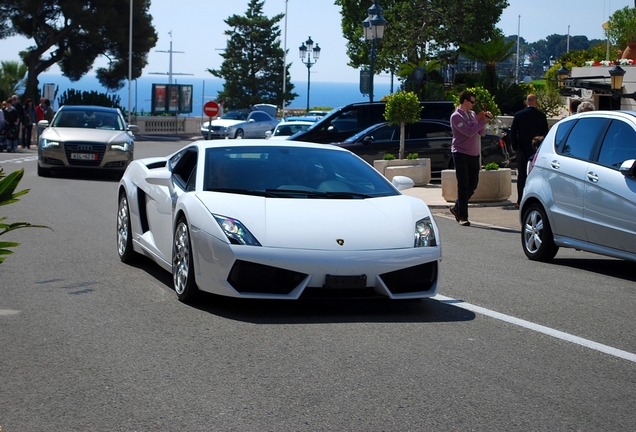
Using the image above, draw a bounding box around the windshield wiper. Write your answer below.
[264,189,372,199]
[207,188,279,197]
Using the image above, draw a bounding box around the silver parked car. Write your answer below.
[520,110,636,262]
[37,105,138,177]
[200,109,279,139]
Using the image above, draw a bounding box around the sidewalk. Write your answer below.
[403,174,522,230]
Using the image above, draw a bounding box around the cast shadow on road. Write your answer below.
[43,170,122,182]
[191,294,477,325]
[130,255,476,325]
[550,257,636,283]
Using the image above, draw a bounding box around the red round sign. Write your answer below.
[203,101,220,117]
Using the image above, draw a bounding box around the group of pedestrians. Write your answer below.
[1,95,53,152]
[449,90,597,224]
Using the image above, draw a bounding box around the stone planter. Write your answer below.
[441,168,512,203]
[373,158,431,186]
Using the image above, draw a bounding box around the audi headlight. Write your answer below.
[414,217,437,247]
[110,142,131,152]
[213,214,261,246]
[41,139,60,149]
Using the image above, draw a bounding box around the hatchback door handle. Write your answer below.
[587,171,599,183]
[550,160,560,169]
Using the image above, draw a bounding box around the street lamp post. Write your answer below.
[362,0,387,103]
[299,37,321,113]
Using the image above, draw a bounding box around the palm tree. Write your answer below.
[0,61,28,100]
[460,36,515,95]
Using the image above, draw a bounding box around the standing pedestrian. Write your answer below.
[510,94,549,208]
[11,95,25,145]
[569,98,581,115]
[0,102,5,151]
[577,101,595,112]
[22,98,37,149]
[36,97,46,140]
[44,98,54,122]
[449,90,492,227]
[3,99,21,152]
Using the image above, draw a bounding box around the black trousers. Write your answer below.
[452,152,480,220]
[516,148,530,205]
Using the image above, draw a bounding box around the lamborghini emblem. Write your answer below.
[336,239,344,246]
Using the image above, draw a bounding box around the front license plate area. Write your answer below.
[71,153,97,160]
[325,275,367,289]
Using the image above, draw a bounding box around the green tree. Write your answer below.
[0,60,27,101]
[335,0,508,78]
[460,35,515,95]
[606,6,636,49]
[383,91,421,159]
[208,0,297,109]
[58,89,123,110]
[0,0,158,102]
[397,60,446,100]
[452,86,501,120]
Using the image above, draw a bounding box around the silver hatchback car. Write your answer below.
[520,110,636,262]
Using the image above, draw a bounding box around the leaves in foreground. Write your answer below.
[0,167,52,263]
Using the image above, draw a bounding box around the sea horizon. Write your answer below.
[36,73,397,116]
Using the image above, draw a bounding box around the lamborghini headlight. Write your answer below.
[213,214,261,246]
[414,217,437,247]
[41,139,61,149]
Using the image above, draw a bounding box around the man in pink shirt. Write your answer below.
[449,90,491,226]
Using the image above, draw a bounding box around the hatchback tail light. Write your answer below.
[528,152,539,174]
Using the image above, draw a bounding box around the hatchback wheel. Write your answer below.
[521,203,558,262]
[173,217,199,302]
[117,194,136,262]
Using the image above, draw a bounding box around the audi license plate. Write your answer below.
[71,153,97,160]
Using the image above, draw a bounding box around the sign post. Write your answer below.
[203,101,220,140]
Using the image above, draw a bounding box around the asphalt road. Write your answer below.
[1,142,635,431]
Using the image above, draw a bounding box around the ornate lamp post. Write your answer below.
[556,64,570,87]
[299,37,321,113]
[362,0,387,103]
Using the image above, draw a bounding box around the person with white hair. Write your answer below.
[577,101,595,113]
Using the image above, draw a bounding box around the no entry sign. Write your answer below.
[203,101,220,117]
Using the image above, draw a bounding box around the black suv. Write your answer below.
[288,101,456,144]
[335,120,509,175]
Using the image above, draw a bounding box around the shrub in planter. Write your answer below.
[384,91,421,159]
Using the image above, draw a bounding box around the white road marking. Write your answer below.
[0,155,38,164]
[434,294,636,364]
[0,309,21,316]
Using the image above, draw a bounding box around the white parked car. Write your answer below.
[117,140,441,302]
[520,110,636,262]
[265,118,316,140]
[306,110,329,119]
[200,109,279,139]
[37,105,139,177]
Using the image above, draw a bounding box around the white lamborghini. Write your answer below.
[116,140,441,302]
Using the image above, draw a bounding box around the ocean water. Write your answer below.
[38,73,395,116]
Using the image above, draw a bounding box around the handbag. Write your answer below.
[7,126,18,140]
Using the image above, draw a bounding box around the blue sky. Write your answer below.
[0,0,632,85]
